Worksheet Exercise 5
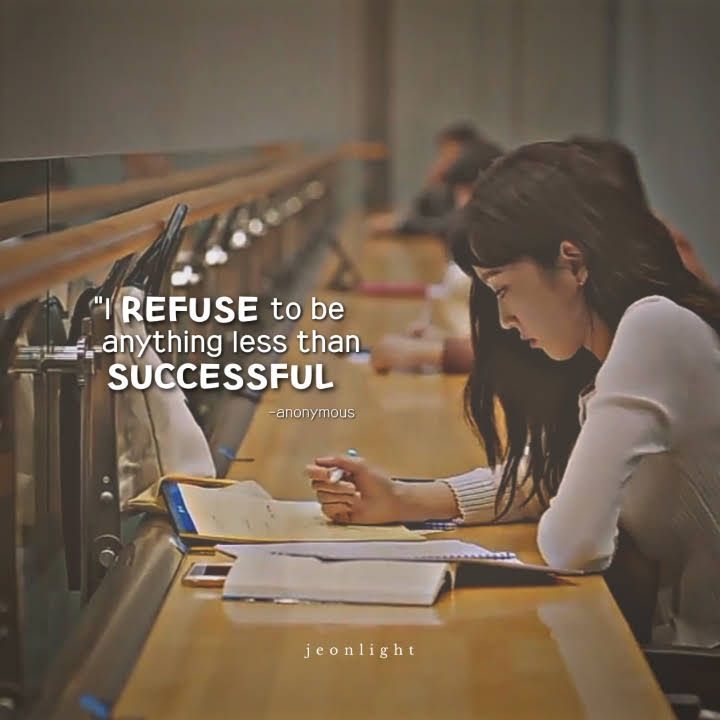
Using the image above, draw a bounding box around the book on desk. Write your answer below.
[222,551,453,606]
[159,476,584,608]
[219,540,584,607]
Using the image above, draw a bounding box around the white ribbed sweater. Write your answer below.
[440,296,720,647]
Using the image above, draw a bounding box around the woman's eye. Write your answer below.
[494,286,508,300]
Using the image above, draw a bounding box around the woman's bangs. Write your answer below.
[450,224,477,275]
[467,220,521,270]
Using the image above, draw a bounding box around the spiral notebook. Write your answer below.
[217,539,586,577]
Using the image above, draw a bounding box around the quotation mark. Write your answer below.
[93,295,111,321]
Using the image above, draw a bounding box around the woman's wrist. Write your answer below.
[391,480,460,522]
[415,340,444,369]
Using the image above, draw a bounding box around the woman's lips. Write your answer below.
[518,331,539,348]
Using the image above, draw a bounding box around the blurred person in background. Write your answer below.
[368,122,486,236]
[567,135,713,285]
[370,138,503,373]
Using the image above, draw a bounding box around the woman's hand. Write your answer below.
[405,319,447,341]
[370,334,443,373]
[306,454,402,524]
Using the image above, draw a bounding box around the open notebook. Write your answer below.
[161,479,423,543]
[222,551,453,606]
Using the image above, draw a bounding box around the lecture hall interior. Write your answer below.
[1,1,719,719]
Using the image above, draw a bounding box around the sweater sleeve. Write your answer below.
[438,460,544,525]
[537,297,700,571]
[441,336,474,374]
[396,212,452,237]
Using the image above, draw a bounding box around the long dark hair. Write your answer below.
[452,141,720,517]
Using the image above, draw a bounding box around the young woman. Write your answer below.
[307,142,720,646]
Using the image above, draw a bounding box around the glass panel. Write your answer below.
[0,159,49,241]
[0,145,339,708]
[0,158,52,701]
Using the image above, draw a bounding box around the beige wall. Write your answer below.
[390,0,611,206]
[0,0,366,159]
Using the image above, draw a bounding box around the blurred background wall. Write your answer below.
[615,0,720,275]
[0,0,718,272]
[0,0,368,157]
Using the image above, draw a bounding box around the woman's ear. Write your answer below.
[559,240,588,286]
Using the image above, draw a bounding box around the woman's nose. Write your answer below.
[498,305,515,331]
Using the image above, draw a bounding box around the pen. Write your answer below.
[419,298,433,328]
[79,694,111,719]
[328,448,358,483]
[79,693,144,720]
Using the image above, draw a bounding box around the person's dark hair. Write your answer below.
[437,123,479,146]
[567,135,647,206]
[452,141,720,517]
[443,140,504,190]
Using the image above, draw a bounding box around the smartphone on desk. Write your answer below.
[182,562,233,588]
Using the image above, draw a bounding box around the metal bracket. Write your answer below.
[11,319,122,602]
[81,313,122,600]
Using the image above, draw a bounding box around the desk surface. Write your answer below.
[115,216,671,719]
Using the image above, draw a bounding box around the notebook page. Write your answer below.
[177,484,423,542]
[218,481,273,500]
[128,477,262,514]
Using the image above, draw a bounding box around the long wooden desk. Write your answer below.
[115,217,672,719]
